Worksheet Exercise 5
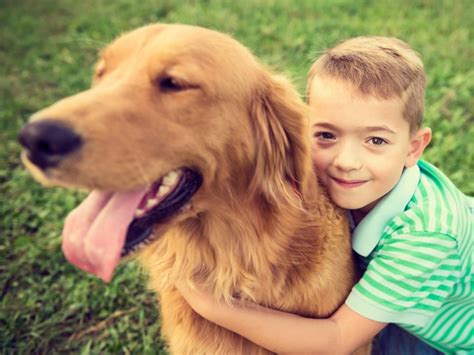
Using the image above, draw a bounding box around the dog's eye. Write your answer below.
[94,59,106,79]
[159,77,184,92]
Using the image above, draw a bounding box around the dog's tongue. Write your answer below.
[62,189,147,282]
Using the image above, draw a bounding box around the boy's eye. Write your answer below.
[369,137,387,145]
[314,132,335,140]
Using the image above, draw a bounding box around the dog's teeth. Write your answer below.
[135,208,145,218]
[180,204,191,212]
[146,198,159,209]
[162,170,179,186]
[157,185,170,197]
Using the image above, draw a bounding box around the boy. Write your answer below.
[177,36,473,353]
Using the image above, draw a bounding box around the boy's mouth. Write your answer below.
[331,176,368,188]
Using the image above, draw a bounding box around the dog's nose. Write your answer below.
[18,120,82,169]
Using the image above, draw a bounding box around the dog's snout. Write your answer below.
[19,120,82,169]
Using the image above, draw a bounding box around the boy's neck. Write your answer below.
[350,209,368,226]
[350,196,382,226]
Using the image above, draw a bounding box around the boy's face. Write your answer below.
[309,76,415,214]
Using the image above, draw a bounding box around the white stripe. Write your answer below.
[382,250,443,269]
[443,308,473,343]
[357,277,431,310]
[455,313,474,346]
[369,271,415,297]
[370,262,456,301]
[442,190,459,234]
[377,258,454,278]
[388,232,456,249]
[424,301,468,338]
[438,187,450,235]
[353,162,473,350]
[404,209,425,231]
[368,266,452,303]
[442,189,460,235]
[424,180,439,231]
[430,303,470,342]
[357,277,404,305]
[387,243,449,259]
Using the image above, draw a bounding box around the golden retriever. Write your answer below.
[19,24,360,354]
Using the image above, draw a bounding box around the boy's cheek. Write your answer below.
[310,137,321,156]
[310,146,319,166]
[311,153,329,174]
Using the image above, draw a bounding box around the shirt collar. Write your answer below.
[351,164,421,257]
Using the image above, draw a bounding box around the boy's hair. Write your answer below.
[307,36,426,133]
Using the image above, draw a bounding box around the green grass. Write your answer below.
[1,0,473,353]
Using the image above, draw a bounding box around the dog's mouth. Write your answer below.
[60,166,202,282]
[123,168,202,255]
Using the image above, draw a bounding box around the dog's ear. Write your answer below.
[249,72,313,205]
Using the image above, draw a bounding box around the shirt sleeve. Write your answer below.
[346,231,462,327]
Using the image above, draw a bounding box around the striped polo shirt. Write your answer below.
[346,160,473,353]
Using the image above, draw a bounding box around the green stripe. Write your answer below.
[452,315,474,347]
[433,183,448,232]
[360,274,439,312]
[424,304,463,339]
[375,258,456,286]
[400,208,426,230]
[376,258,415,278]
[371,265,419,293]
[352,161,473,350]
[372,255,433,274]
[419,283,454,295]
[438,262,462,272]
[382,245,446,263]
[392,239,453,252]
[424,298,473,338]
[446,308,473,343]
[355,285,408,312]
[371,261,455,298]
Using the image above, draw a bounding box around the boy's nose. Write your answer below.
[333,144,362,172]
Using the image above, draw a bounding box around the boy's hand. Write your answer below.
[176,282,385,354]
[176,283,217,316]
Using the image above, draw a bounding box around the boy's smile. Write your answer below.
[330,177,368,189]
[309,76,423,219]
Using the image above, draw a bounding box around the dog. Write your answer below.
[19,24,361,354]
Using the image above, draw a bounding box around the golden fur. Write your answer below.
[23,24,362,354]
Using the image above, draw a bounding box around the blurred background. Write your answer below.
[1,0,472,353]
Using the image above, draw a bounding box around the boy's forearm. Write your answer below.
[190,291,344,354]
[216,301,341,354]
[179,285,383,353]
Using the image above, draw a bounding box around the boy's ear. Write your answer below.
[405,127,432,167]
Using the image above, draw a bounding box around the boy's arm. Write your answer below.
[177,284,386,354]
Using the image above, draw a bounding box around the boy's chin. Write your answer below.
[329,194,376,212]
[327,192,355,209]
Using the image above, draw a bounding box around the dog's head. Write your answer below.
[19,24,312,280]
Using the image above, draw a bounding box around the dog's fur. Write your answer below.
[22,24,360,354]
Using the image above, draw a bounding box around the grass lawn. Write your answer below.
[1,0,472,353]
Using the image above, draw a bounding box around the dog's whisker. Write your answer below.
[133,155,152,186]
[112,109,148,186]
